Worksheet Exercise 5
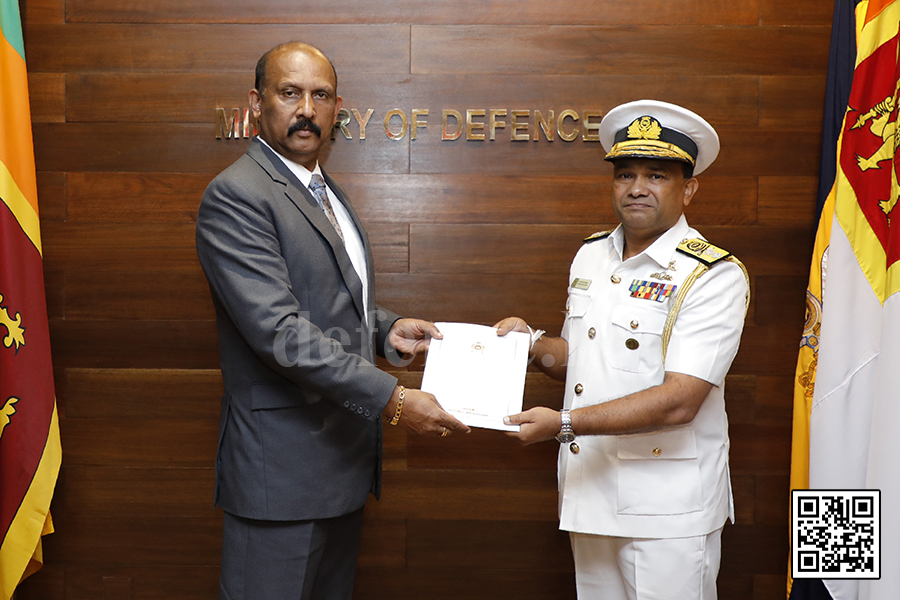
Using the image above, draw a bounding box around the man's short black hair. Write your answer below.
[254,42,338,98]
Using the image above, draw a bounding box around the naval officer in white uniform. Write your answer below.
[496,100,750,600]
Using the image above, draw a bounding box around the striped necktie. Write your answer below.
[308,173,344,242]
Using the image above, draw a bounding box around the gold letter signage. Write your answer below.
[216,107,603,142]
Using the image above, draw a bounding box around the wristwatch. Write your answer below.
[555,409,576,444]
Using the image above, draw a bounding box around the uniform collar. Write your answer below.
[609,214,691,267]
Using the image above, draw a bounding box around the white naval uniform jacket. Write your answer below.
[558,215,749,539]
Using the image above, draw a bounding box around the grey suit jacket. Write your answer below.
[196,138,401,521]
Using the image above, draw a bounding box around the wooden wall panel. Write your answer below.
[20,0,832,597]
[33,123,409,174]
[65,72,763,125]
[411,26,830,76]
[27,72,65,123]
[25,24,411,73]
[66,172,211,222]
[65,0,760,26]
[35,171,66,220]
[21,0,63,25]
[345,174,760,226]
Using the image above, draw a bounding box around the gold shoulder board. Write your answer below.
[676,238,732,266]
[584,230,612,243]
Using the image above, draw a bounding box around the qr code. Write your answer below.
[792,490,880,579]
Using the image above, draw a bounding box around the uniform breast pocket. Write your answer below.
[616,428,703,516]
[564,290,592,350]
[604,304,667,373]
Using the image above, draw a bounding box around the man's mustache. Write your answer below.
[287,118,322,137]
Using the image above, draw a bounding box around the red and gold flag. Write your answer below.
[789,0,899,597]
[0,1,62,597]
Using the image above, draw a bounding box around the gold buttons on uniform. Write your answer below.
[574,383,584,395]
[630,320,639,330]
[652,447,662,456]
[625,338,640,350]
[570,443,580,454]
[588,327,596,339]
[611,274,621,284]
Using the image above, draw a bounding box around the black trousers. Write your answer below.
[219,507,366,600]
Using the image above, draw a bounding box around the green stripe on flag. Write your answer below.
[0,0,26,61]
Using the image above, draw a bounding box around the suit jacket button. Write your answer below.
[365,410,371,417]
[652,447,662,456]
[343,401,350,408]
[574,383,584,395]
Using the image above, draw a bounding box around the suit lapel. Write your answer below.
[323,172,374,321]
[247,140,368,324]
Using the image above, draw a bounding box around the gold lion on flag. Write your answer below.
[0,292,26,352]
[851,85,900,219]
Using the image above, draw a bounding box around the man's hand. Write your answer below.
[388,318,442,357]
[493,317,530,336]
[503,407,561,445]
[383,386,471,437]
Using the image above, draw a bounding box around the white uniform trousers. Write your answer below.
[570,528,722,600]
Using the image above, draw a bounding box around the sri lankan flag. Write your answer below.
[789,0,899,598]
[0,1,62,597]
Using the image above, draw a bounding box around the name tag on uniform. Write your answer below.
[571,278,592,290]
[629,280,677,302]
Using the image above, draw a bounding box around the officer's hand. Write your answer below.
[504,407,561,445]
[388,318,442,357]
[493,317,531,337]
[390,388,471,437]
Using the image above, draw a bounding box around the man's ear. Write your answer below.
[331,95,344,126]
[682,177,699,208]
[249,89,262,118]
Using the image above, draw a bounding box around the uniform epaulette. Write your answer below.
[583,230,612,244]
[676,238,732,266]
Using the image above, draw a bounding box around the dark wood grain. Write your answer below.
[367,470,559,522]
[411,26,830,76]
[66,0,760,26]
[64,566,219,600]
[64,72,762,126]
[407,520,573,570]
[60,417,218,467]
[65,368,222,419]
[761,76,828,131]
[25,24,411,73]
[49,319,220,368]
[759,176,820,225]
[33,123,409,174]
[27,72,65,123]
[61,467,216,517]
[22,0,64,24]
[36,171,66,221]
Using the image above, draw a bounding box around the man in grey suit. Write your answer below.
[196,41,469,600]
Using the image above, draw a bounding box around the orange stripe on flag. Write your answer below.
[0,32,39,218]
[864,0,894,24]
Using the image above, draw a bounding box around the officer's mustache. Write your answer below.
[287,118,321,138]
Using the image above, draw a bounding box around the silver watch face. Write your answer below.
[556,431,575,444]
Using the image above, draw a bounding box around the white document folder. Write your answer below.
[421,322,529,431]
